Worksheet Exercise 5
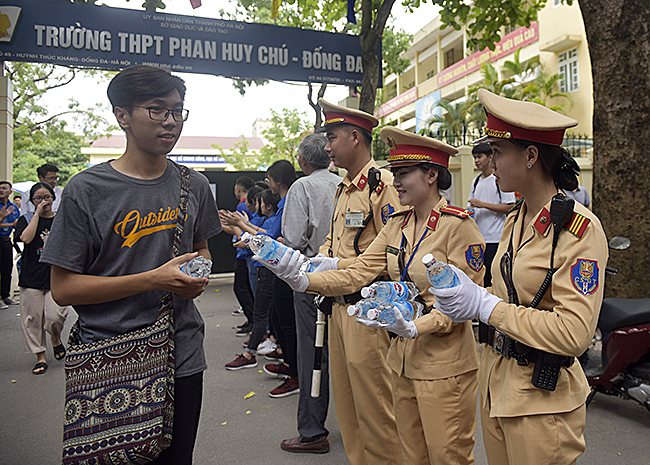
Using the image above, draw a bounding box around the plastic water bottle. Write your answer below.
[367,300,422,325]
[347,299,381,319]
[360,281,419,303]
[422,253,460,289]
[180,256,213,278]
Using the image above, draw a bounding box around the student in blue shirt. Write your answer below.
[0,181,21,309]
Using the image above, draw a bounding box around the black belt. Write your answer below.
[0,237,11,242]
[333,291,362,306]
[479,322,574,368]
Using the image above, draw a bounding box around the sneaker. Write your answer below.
[0,301,7,310]
[3,297,18,306]
[225,354,257,371]
[231,306,244,316]
[265,350,284,362]
[269,377,299,398]
[235,328,251,337]
[263,363,290,379]
[256,339,277,355]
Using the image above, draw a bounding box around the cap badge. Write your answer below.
[484,127,512,139]
[386,135,396,150]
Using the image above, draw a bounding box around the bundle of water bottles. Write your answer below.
[348,253,460,325]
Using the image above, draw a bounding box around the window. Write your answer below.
[554,0,564,6]
[558,47,579,92]
[445,49,455,68]
[426,69,437,80]
[504,24,517,35]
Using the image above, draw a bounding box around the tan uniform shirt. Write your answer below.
[319,159,398,267]
[484,199,608,417]
[309,196,484,380]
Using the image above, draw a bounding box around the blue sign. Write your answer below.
[415,90,441,133]
[0,0,378,87]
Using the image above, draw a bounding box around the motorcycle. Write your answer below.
[580,236,650,411]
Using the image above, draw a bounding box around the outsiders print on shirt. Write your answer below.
[113,205,182,248]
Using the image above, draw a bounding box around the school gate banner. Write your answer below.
[0,0,378,87]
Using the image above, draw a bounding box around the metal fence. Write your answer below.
[373,130,593,159]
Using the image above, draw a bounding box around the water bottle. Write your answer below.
[241,232,315,272]
[180,256,213,278]
[347,299,381,319]
[360,281,419,303]
[367,300,422,325]
[422,253,460,289]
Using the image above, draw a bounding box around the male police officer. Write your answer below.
[316,99,402,465]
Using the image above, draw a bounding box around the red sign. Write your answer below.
[376,86,418,118]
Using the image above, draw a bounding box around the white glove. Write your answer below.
[309,253,340,272]
[253,249,310,292]
[355,307,419,339]
[429,264,502,324]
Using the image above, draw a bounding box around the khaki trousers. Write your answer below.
[481,396,586,465]
[20,287,68,354]
[329,303,402,465]
[392,370,478,465]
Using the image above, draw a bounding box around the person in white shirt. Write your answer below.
[20,163,64,215]
[467,143,517,286]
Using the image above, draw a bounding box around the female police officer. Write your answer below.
[431,89,608,464]
[264,127,486,465]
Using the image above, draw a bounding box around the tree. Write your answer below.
[257,108,312,168]
[215,138,262,171]
[413,0,650,298]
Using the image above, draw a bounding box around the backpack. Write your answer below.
[471,174,501,202]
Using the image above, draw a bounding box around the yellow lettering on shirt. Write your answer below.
[113,206,181,248]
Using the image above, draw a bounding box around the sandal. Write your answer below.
[53,344,66,361]
[32,362,48,375]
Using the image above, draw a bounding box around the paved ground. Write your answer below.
[1,277,649,464]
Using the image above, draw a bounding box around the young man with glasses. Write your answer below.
[41,65,221,465]
[20,163,64,215]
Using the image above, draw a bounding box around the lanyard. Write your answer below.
[399,228,429,282]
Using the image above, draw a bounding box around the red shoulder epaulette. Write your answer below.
[440,205,472,219]
[565,212,590,239]
[375,180,385,195]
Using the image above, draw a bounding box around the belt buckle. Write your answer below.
[492,329,511,358]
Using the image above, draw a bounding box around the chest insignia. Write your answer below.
[440,205,472,218]
[571,259,599,295]
[357,174,367,190]
[381,203,394,225]
[465,244,485,272]
[427,210,440,229]
[385,245,400,255]
[565,212,590,238]
[533,208,552,235]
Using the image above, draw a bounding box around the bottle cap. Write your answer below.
[360,287,371,299]
[347,305,358,316]
[366,309,379,320]
[422,253,436,268]
[241,232,252,243]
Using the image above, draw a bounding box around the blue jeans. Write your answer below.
[245,256,258,295]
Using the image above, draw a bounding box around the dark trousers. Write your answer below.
[271,276,297,378]
[0,239,13,300]
[294,291,329,442]
[246,267,275,353]
[484,242,499,287]
[151,371,203,465]
[233,258,254,325]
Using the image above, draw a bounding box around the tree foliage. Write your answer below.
[215,138,262,171]
[258,108,312,167]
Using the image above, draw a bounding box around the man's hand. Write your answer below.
[468,198,486,209]
[356,307,418,338]
[0,204,13,221]
[154,252,209,300]
[309,253,340,272]
[254,249,310,292]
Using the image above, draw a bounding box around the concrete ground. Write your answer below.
[1,277,649,464]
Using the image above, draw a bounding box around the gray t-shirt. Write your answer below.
[41,160,222,377]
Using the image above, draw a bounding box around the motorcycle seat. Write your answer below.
[599,298,650,334]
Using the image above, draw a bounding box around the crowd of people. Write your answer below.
[1,65,608,465]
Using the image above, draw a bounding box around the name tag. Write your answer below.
[345,211,365,228]
[385,245,399,255]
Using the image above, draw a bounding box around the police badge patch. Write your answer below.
[381,203,395,224]
[465,244,484,272]
[571,259,599,295]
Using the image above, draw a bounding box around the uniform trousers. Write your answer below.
[233,258,254,324]
[483,243,499,287]
[294,291,329,441]
[20,288,68,354]
[481,397,586,465]
[329,303,402,465]
[271,276,297,377]
[150,371,203,465]
[0,239,13,300]
[392,369,478,465]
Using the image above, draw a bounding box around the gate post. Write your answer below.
[0,65,13,183]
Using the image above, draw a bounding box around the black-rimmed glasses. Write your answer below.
[133,106,189,122]
[33,195,53,202]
